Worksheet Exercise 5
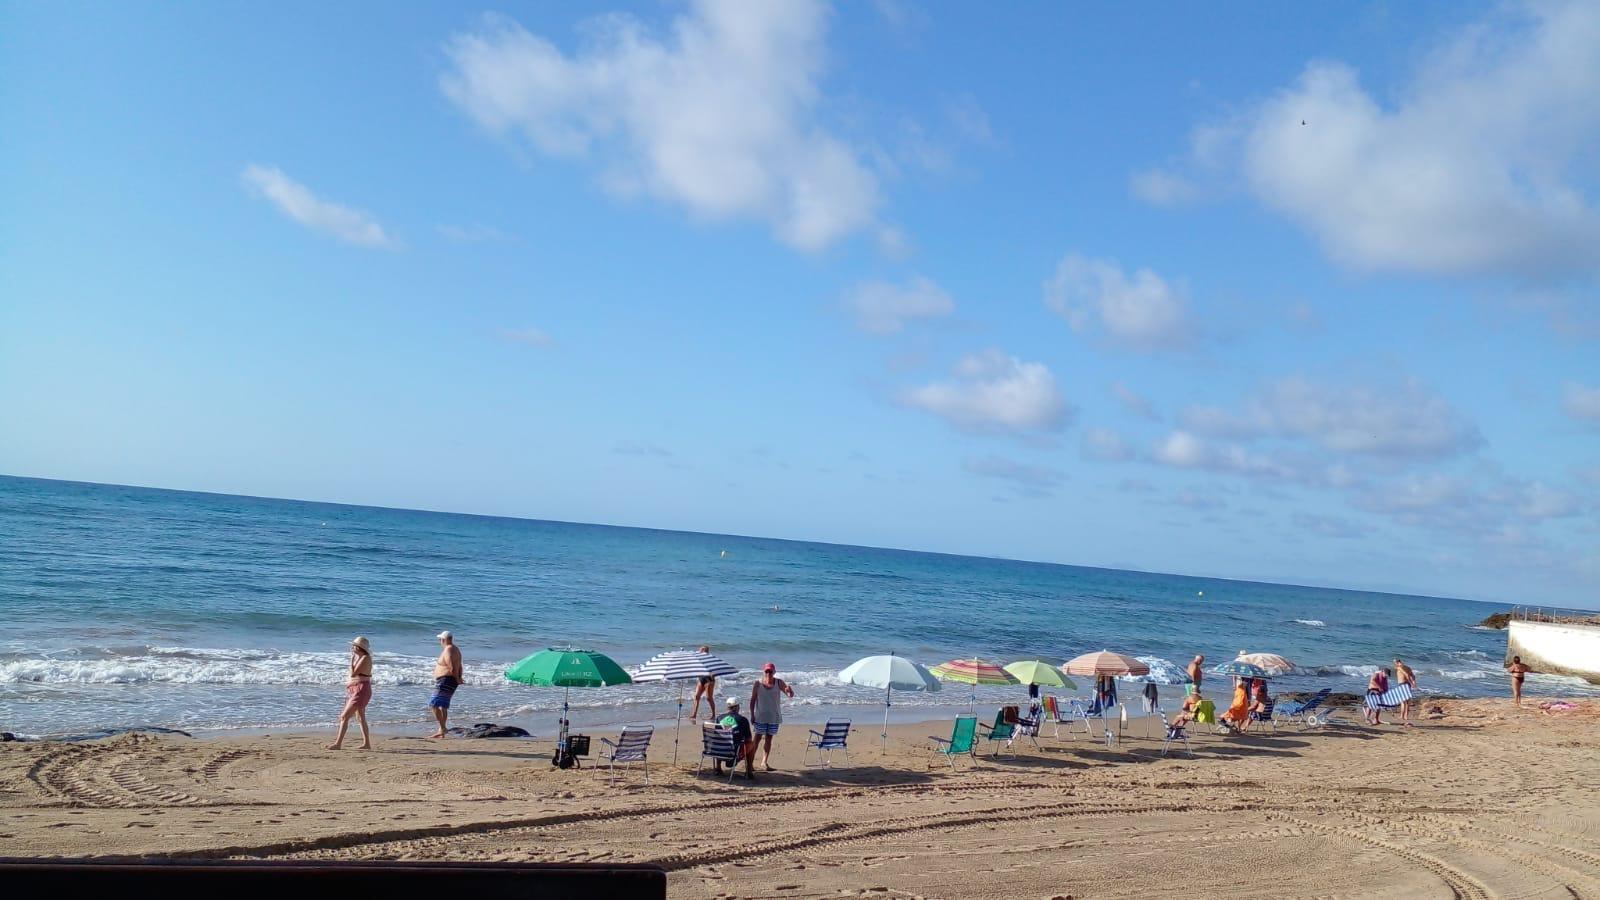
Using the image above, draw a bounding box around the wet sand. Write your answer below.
[4,698,1598,898]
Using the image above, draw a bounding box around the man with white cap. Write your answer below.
[428,630,464,738]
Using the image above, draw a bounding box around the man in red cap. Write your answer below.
[748,662,794,771]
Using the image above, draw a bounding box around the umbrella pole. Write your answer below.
[882,682,891,753]
[672,682,684,766]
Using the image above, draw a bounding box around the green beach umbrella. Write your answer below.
[505,647,632,687]
[504,648,631,766]
[1004,659,1076,690]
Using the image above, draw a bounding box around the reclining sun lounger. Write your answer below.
[1275,688,1333,729]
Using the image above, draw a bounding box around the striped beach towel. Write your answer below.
[1362,683,1414,710]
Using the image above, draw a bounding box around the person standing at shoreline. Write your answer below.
[328,636,373,750]
[749,662,794,772]
[428,631,463,738]
[689,645,716,720]
[1185,655,1205,696]
[1393,658,1416,727]
[1506,655,1530,706]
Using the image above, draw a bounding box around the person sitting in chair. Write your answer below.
[717,697,756,780]
[1173,690,1204,728]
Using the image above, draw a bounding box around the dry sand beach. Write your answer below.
[4,699,1598,899]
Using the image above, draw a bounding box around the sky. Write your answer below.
[2,1,1597,606]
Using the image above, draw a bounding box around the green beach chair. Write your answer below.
[977,706,1019,757]
[927,715,978,770]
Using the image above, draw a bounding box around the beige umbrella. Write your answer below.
[1061,650,1150,677]
[1234,652,1295,675]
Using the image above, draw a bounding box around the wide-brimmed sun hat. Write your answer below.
[351,636,370,651]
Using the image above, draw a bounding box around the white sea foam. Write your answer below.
[0,646,505,687]
[1435,669,1492,680]
[1293,619,1326,627]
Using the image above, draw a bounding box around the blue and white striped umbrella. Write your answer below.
[632,649,738,682]
[633,648,738,765]
[1212,660,1270,679]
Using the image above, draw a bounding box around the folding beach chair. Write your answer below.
[1275,688,1332,729]
[978,707,1019,757]
[1042,695,1094,740]
[598,724,654,785]
[927,715,978,770]
[695,722,740,782]
[1158,709,1192,757]
[1362,683,1415,722]
[1246,698,1276,734]
[1013,708,1043,750]
[804,718,851,768]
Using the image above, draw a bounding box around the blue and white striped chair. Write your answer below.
[1362,683,1414,721]
[598,724,653,785]
[696,722,740,782]
[804,718,851,768]
[1158,710,1192,757]
[1246,697,1276,733]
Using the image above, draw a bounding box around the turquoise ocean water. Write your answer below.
[1,476,1583,737]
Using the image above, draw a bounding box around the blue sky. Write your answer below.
[3,1,1597,606]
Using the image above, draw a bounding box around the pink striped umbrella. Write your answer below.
[1061,650,1149,677]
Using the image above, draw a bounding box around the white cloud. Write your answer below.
[500,327,554,348]
[1129,168,1198,207]
[1223,1,1600,276]
[1081,426,1133,462]
[901,349,1071,436]
[963,455,1065,497]
[440,2,882,251]
[1562,381,1600,423]
[1179,375,1482,461]
[241,165,396,249]
[1044,254,1192,350]
[843,275,953,334]
[1149,430,1296,480]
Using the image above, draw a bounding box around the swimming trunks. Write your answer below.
[752,721,779,736]
[429,676,459,709]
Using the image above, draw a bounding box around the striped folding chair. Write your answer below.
[804,718,851,768]
[1158,710,1193,757]
[598,724,653,785]
[1363,683,1415,722]
[1246,698,1277,734]
[696,722,740,782]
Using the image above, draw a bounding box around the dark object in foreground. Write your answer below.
[445,723,531,739]
[0,858,666,900]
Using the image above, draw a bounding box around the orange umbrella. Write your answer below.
[1061,650,1149,677]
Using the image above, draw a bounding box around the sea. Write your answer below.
[1,475,1589,738]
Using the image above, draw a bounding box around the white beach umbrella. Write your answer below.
[632,648,738,765]
[838,653,941,751]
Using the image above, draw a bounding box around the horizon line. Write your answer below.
[0,471,1530,612]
